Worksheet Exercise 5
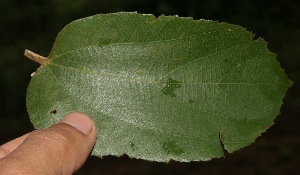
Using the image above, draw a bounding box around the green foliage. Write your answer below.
[26,12,291,162]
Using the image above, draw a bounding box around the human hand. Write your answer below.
[0,112,96,175]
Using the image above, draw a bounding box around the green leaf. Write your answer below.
[26,12,292,162]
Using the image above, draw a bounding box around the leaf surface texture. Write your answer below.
[27,12,291,162]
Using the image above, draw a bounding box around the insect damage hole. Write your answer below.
[50,109,57,114]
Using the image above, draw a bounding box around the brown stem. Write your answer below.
[24,49,49,65]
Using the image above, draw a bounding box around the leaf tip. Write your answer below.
[24,49,49,65]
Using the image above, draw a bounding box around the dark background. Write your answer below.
[0,0,299,174]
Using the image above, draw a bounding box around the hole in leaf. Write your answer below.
[50,109,57,114]
[253,34,259,41]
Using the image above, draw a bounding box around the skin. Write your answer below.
[0,112,97,175]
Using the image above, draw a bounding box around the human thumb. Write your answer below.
[0,112,96,175]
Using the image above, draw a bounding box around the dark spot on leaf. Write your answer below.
[188,100,194,104]
[129,142,135,150]
[162,78,181,97]
[223,59,229,63]
[50,109,57,114]
[162,140,184,155]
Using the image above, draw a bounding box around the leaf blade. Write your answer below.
[27,12,291,162]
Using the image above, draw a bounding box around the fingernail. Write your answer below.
[60,112,94,135]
